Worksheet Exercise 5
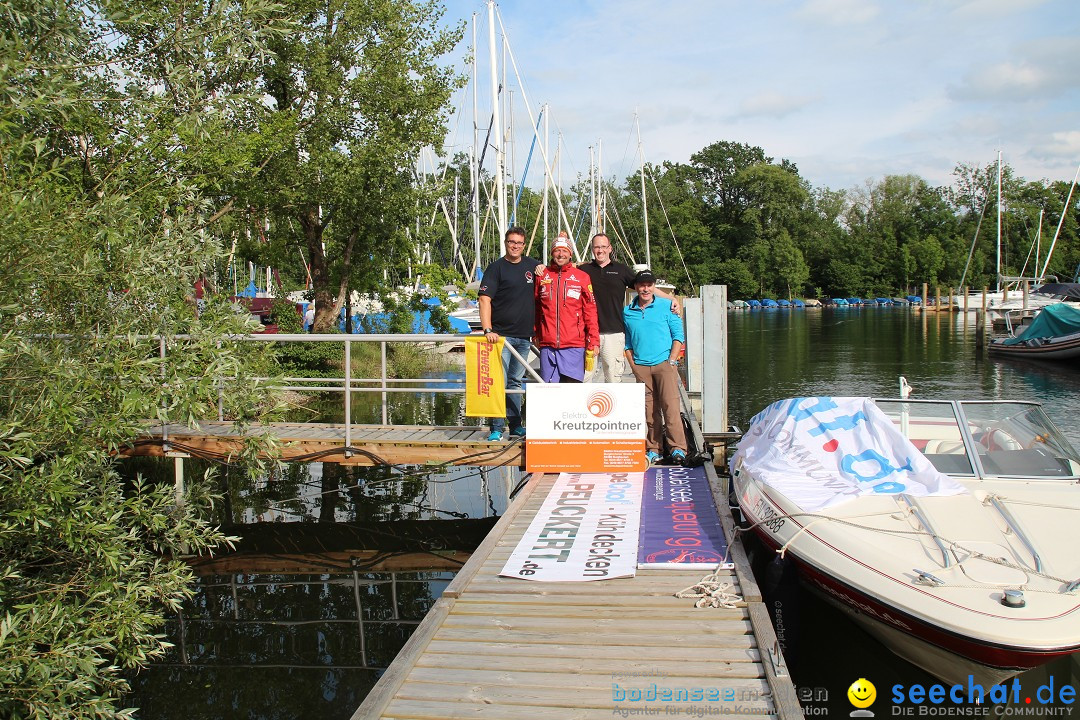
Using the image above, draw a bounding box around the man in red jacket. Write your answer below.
[534,236,599,383]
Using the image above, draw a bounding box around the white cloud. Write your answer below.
[438,0,1080,193]
[954,61,1052,101]
[797,0,882,25]
[1031,131,1080,161]
[736,92,816,119]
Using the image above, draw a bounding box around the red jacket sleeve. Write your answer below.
[582,272,599,348]
[533,268,544,342]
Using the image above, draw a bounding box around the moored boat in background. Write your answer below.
[989,302,1080,361]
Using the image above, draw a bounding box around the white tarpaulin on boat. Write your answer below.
[731,397,967,511]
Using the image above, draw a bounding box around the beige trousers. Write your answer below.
[586,332,626,383]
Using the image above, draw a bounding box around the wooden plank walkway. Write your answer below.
[351,465,803,720]
[122,422,523,467]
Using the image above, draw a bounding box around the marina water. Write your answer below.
[128,306,1080,717]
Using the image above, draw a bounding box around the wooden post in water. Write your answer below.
[982,287,988,313]
[701,285,728,438]
[964,286,969,314]
[975,309,985,351]
[922,282,928,311]
[684,297,704,416]
[935,286,941,311]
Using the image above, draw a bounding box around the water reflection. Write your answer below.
[124,361,522,719]
[130,570,452,719]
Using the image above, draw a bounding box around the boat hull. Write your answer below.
[736,483,1080,686]
[988,332,1080,360]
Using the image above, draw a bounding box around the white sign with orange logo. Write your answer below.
[525,383,647,472]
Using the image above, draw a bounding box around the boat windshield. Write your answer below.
[874,400,1080,480]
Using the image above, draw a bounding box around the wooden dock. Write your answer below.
[123,422,523,467]
[352,466,803,719]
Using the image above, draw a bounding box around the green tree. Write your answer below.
[233,0,464,332]
[714,258,757,299]
[0,1,287,716]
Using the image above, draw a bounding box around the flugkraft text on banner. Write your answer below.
[525,383,647,472]
[500,472,644,582]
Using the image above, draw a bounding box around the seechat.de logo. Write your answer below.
[587,390,615,418]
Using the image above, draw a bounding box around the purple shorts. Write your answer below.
[539,347,585,383]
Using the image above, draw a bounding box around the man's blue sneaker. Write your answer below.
[510,426,526,439]
[646,450,661,465]
[487,430,504,442]
[670,449,687,466]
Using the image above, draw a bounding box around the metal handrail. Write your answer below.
[155,333,542,444]
[986,494,1044,573]
[900,494,953,568]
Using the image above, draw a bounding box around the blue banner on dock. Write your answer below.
[638,466,731,569]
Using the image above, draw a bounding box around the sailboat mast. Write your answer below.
[591,144,600,237]
[1036,209,1043,284]
[1038,161,1080,282]
[487,0,507,252]
[597,139,604,234]
[470,13,481,278]
[542,103,549,259]
[636,113,650,269]
[996,150,1002,293]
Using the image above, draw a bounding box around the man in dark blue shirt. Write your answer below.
[478,226,538,441]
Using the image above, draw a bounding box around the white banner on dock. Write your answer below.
[499,472,643,582]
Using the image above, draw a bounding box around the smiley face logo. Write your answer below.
[847,678,876,709]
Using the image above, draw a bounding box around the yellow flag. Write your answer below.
[465,336,506,417]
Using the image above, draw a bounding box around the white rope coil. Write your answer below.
[675,570,744,609]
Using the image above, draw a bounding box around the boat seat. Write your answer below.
[923,439,965,455]
[981,428,1023,452]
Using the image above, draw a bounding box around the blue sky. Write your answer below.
[437,0,1080,193]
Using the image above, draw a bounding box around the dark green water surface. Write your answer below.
[728,307,1080,449]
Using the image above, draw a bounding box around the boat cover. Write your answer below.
[731,397,967,511]
[1034,283,1080,300]
[1002,302,1080,346]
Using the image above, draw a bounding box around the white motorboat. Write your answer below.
[730,397,1080,685]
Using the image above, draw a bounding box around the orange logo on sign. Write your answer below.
[587,390,615,418]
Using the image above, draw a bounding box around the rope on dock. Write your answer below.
[675,569,743,609]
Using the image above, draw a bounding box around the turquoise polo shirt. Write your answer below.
[623,296,685,366]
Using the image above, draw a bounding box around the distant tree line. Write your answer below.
[414,142,1080,301]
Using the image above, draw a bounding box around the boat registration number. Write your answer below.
[740,481,785,534]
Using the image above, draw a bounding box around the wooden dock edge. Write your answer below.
[350,473,546,719]
[681,384,803,720]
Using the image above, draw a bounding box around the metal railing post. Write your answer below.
[381,341,388,425]
[160,335,168,447]
[344,338,352,455]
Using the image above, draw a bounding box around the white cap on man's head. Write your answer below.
[552,237,573,253]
